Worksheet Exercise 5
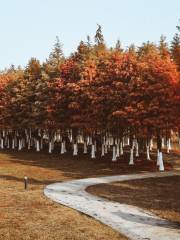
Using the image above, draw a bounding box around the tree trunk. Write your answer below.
[129,148,134,165]
[112,145,117,162]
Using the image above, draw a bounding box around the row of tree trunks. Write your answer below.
[0,128,176,171]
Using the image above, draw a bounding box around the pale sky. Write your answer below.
[0,0,179,69]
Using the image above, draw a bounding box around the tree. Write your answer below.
[86,35,92,48]
[127,44,136,54]
[138,41,158,57]
[45,36,64,77]
[159,35,170,59]
[171,33,180,72]
[94,24,104,45]
[115,39,123,52]
[1,28,180,170]
[0,72,14,127]
[176,19,180,32]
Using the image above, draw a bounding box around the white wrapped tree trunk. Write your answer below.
[18,139,22,151]
[101,144,105,157]
[132,139,136,150]
[167,138,171,153]
[150,138,153,151]
[56,133,61,142]
[70,132,73,143]
[73,143,78,156]
[36,140,40,152]
[116,144,120,157]
[146,145,151,160]
[129,148,134,165]
[0,138,4,149]
[83,142,87,154]
[61,142,65,154]
[110,137,113,146]
[162,138,165,148]
[79,135,83,144]
[89,137,92,145]
[104,144,108,154]
[159,152,164,171]
[127,137,130,146]
[91,144,95,158]
[112,145,117,162]
[120,142,123,155]
[157,150,160,166]
[122,137,125,147]
[135,141,139,157]
[49,141,52,154]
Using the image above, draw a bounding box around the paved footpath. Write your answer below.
[44,171,180,240]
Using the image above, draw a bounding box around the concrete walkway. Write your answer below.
[44,171,180,240]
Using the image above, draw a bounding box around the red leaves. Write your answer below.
[68,102,80,110]
[0,41,180,133]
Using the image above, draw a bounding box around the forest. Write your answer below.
[0,24,180,169]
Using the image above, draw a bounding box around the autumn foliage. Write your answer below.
[0,25,180,162]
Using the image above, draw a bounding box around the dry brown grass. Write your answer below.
[0,149,178,240]
[0,150,132,240]
[87,176,180,225]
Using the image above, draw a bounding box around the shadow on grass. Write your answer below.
[0,175,61,185]
[0,148,163,181]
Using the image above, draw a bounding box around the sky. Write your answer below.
[0,0,179,69]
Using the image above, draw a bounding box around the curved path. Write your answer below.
[44,171,180,240]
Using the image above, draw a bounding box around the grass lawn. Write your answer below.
[0,150,129,240]
[87,176,180,225]
[0,149,178,240]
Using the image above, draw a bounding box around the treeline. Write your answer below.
[0,24,180,169]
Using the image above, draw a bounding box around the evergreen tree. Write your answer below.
[176,19,180,32]
[115,39,123,52]
[128,44,136,54]
[45,36,64,77]
[86,35,91,47]
[138,41,158,57]
[25,58,41,80]
[171,33,180,72]
[158,35,169,58]
[76,41,90,61]
[94,24,106,55]
[94,24,104,45]
[49,36,64,65]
